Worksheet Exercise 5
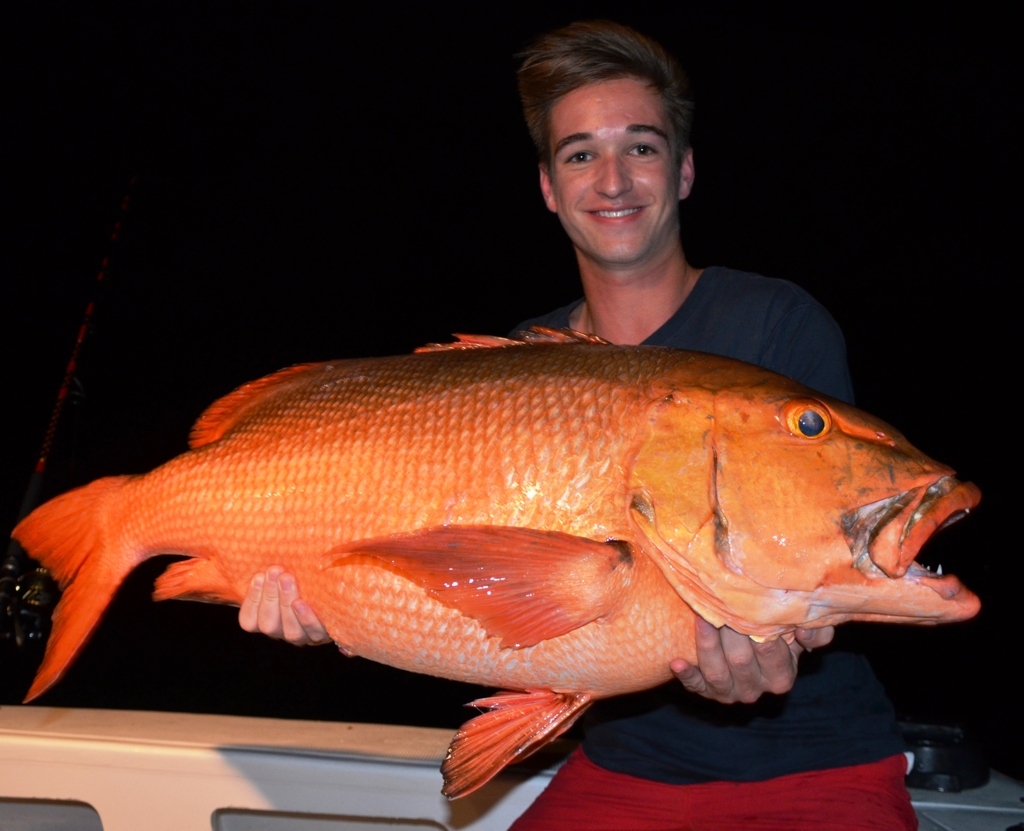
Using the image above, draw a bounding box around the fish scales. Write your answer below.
[312,555,682,695]
[73,343,690,690]
[12,330,981,798]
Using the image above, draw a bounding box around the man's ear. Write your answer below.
[539,164,558,213]
[678,148,695,200]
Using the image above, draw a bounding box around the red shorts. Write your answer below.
[509,749,916,831]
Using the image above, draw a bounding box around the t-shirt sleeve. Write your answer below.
[759,303,855,405]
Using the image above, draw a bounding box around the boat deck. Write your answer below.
[1,706,1021,830]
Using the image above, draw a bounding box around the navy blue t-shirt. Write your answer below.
[515,266,905,784]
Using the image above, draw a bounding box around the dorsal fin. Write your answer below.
[414,326,609,354]
[516,326,609,345]
[414,334,519,353]
[189,363,318,449]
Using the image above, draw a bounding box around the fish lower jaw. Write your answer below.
[838,557,979,622]
[903,567,978,610]
[868,559,974,607]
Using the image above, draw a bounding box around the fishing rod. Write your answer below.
[1,177,136,651]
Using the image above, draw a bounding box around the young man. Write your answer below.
[240,21,916,830]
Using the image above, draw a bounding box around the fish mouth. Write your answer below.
[842,476,981,585]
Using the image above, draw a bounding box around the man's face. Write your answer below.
[539,77,694,275]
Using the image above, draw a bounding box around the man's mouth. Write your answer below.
[593,208,641,218]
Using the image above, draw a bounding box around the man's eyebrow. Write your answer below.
[553,124,670,156]
[627,123,670,141]
[553,132,591,155]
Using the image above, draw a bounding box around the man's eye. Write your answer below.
[633,144,656,156]
[567,152,591,163]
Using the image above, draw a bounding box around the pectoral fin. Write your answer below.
[442,689,593,798]
[331,526,634,648]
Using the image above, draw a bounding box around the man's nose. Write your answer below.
[595,157,632,199]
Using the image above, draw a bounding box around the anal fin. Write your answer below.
[442,689,593,799]
[153,558,243,605]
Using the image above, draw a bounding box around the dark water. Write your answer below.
[3,2,1019,781]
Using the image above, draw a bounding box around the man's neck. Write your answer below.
[570,250,702,345]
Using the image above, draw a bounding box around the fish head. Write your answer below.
[710,382,980,629]
[629,365,980,637]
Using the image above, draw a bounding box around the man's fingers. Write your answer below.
[671,657,709,696]
[671,618,726,697]
[749,634,791,664]
[716,626,769,702]
[794,625,835,652]
[275,572,309,643]
[292,599,332,645]
[255,566,286,636]
[690,618,736,694]
[674,619,832,704]
[238,567,330,646]
[749,636,799,695]
[719,626,760,673]
[673,621,805,704]
[238,573,264,632]
[276,573,331,645]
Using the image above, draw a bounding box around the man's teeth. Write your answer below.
[595,208,641,218]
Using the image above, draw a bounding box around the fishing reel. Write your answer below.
[0,542,58,651]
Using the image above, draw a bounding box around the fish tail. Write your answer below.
[12,475,140,701]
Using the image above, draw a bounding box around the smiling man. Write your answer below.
[240,21,916,830]
[536,74,696,317]
[537,76,700,347]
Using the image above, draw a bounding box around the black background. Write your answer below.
[3,3,1019,778]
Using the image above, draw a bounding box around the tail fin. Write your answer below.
[12,475,139,701]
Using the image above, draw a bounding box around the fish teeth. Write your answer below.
[936,564,943,576]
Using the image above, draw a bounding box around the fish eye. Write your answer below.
[798,410,825,437]
[782,399,832,439]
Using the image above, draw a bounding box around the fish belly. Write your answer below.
[298,553,690,698]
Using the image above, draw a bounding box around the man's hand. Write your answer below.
[238,566,331,646]
[670,618,834,704]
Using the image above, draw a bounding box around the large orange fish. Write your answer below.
[12,329,980,797]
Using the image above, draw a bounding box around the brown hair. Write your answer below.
[517,20,695,165]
